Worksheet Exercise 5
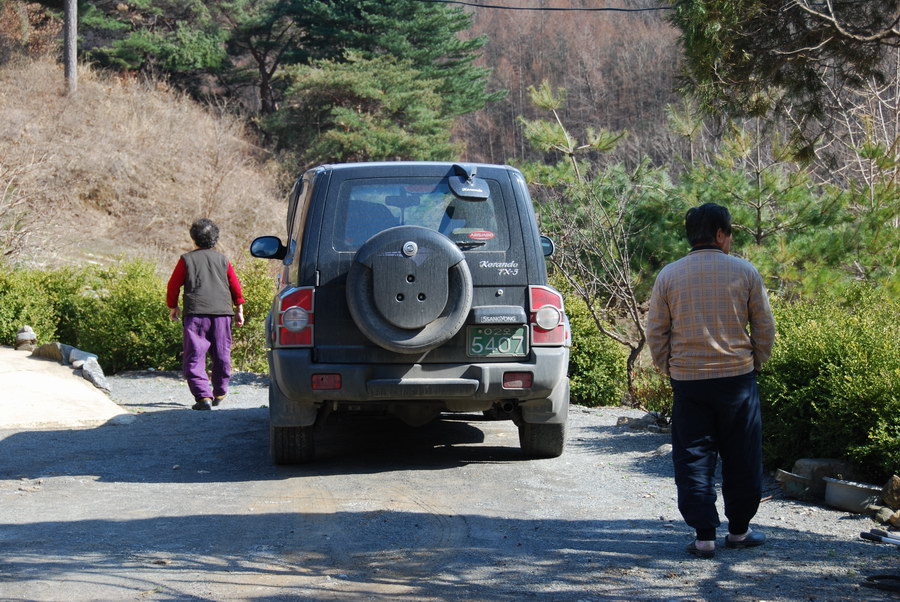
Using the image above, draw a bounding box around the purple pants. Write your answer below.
[182,314,233,401]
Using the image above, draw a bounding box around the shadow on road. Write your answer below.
[0,409,533,483]
[2,401,896,599]
[0,511,893,600]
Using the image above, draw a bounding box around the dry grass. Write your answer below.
[0,57,286,271]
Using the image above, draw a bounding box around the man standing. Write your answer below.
[167,218,245,411]
[647,203,776,559]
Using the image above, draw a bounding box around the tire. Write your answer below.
[518,420,567,458]
[346,226,473,354]
[270,424,315,464]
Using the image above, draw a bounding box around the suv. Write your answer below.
[251,162,570,464]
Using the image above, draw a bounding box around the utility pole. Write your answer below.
[64,0,77,93]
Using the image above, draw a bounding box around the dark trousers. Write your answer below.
[670,371,762,541]
[182,314,233,401]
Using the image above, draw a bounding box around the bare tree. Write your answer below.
[669,0,900,122]
[810,47,900,280]
[0,158,41,261]
[520,82,674,401]
[460,3,681,166]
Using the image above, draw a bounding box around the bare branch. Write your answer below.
[792,0,900,45]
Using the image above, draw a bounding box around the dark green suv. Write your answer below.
[251,162,570,463]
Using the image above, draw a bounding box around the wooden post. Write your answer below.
[64,0,77,93]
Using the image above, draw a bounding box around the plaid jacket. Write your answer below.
[647,248,776,381]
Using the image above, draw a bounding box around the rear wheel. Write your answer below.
[518,419,567,458]
[270,425,315,464]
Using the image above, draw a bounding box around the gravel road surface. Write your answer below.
[1,370,897,600]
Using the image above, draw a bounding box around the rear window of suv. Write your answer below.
[333,177,510,252]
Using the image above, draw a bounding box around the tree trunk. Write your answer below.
[259,68,275,115]
[625,339,644,407]
[64,0,77,94]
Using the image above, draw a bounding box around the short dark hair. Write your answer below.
[190,218,219,249]
[685,203,732,246]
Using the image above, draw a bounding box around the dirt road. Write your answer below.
[0,371,896,600]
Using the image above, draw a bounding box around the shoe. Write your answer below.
[192,398,213,411]
[212,395,226,407]
[725,530,766,549]
[686,541,715,559]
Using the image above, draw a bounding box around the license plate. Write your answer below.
[467,326,527,357]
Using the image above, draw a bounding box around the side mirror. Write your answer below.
[250,236,287,260]
[540,236,555,257]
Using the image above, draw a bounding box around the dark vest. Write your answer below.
[181,249,233,315]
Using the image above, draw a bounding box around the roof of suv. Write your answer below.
[317,161,516,170]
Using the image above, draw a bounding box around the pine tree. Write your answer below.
[265,52,459,168]
[290,0,504,116]
[668,0,899,119]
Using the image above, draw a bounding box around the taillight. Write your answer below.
[529,285,565,346]
[278,287,314,346]
[503,372,533,389]
[311,373,341,390]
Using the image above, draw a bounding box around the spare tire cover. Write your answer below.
[346,226,473,354]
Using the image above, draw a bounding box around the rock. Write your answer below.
[775,469,814,500]
[69,348,99,369]
[59,344,75,364]
[80,357,111,393]
[875,506,896,524]
[31,342,76,364]
[652,443,672,456]
[628,413,659,430]
[31,342,66,362]
[791,458,860,499]
[881,475,900,510]
[616,416,632,426]
[15,325,36,351]
[890,509,900,528]
[29,342,109,392]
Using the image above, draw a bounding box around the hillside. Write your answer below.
[0,57,285,271]
[462,2,682,165]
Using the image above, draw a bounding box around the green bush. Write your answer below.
[563,291,628,406]
[42,268,93,347]
[70,260,182,374]
[632,365,673,418]
[759,286,900,481]
[0,258,275,376]
[0,266,87,346]
[231,256,277,374]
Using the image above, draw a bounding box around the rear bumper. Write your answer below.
[269,347,568,407]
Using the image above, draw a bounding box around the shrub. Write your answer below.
[632,365,673,418]
[0,268,57,345]
[70,260,182,374]
[0,266,87,346]
[563,290,628,406]
[0,258,275,376]
[759,286,900,480]
[231,255,277,374]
